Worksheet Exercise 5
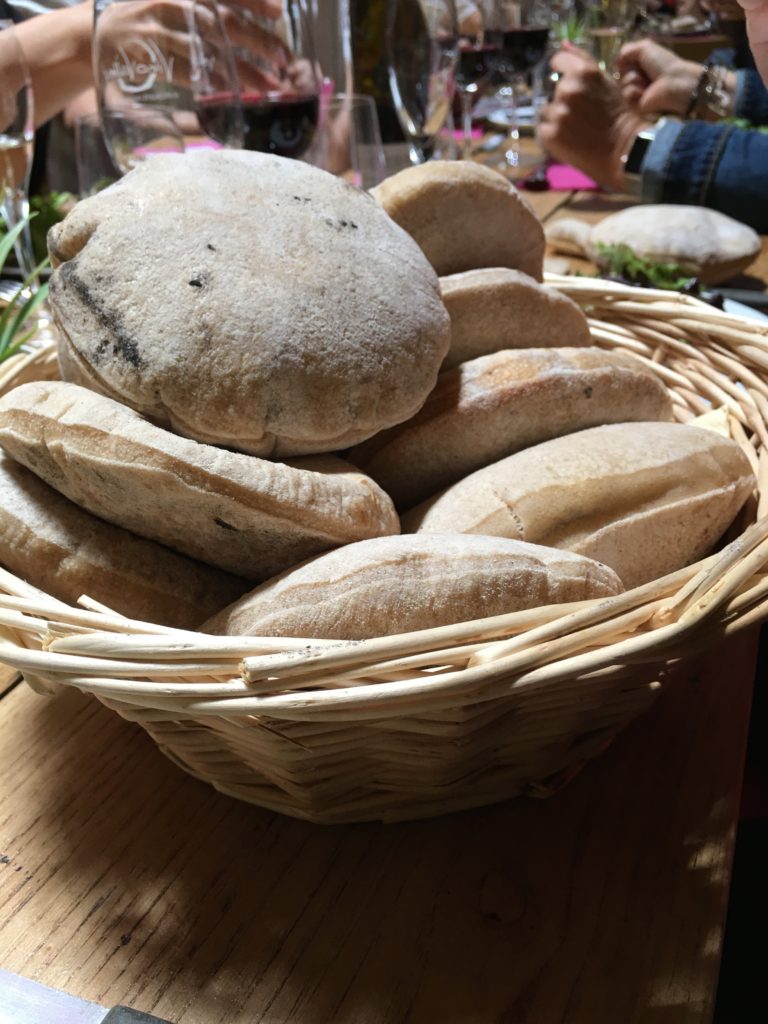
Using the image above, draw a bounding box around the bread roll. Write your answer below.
[546,206,761,285]
[403,422,755,589]
[203,533,623,640]
[48,150,450,457]
[440,268,591,369]
[370,161,545,280]
[0,381,400,580]
[0,451,245,627]
[350,348,674,511]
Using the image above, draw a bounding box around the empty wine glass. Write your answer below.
[387,0,459,165]
[0,20,35,280]
[455,9,499,159]
[93,0,243,171]
[305,92,386,188]
[484,0,550,173]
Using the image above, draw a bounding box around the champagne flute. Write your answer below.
[93,0,243,172]
[0,20,35,281]
[584,0,638,71]
[387,0,459,165]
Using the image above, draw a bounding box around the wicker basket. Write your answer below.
[2,276,768,824]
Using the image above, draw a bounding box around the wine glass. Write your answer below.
[305,92,386,189]
[215,0,322,158]
[93,0,243,172]
[387,0,459,165]
[0,20,35,280]
[583,0,639,72]
[455,10,500,159]
[484,0,551,173]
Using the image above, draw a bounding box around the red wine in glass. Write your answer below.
[497,26,549,76]
[198,91,319,158]
[456,40,500,91]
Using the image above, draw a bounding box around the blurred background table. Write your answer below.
[0,182,767,1024]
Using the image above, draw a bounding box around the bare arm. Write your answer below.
[12,2,94,127]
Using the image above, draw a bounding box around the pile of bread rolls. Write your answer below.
[0,152,756,639]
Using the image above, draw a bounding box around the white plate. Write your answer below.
[723,298,768,323]
[484,105,535,130]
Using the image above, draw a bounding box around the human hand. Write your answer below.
[537,42,652,192]
[615,39,704,116]
[737,0,768,87]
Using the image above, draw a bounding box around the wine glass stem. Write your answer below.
[2,188,35,282]
[460,90,474,159]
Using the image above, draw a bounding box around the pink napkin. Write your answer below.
[546,163,599,191]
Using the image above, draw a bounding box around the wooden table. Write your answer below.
[0,189,766,1024]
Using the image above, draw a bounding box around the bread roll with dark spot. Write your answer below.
[0,381,400,581]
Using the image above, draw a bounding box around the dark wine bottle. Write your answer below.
[349,0,405,143]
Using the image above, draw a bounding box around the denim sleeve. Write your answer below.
[640,119,768,233]
[733,69,768,126]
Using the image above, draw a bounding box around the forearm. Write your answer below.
[15,1,94,126]
[639,119,768,232]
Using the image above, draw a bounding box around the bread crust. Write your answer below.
[47,150,451,457]
[0,381,400,580]
[204,533,623,640]
[350,348,674,511]
[439,269,591,369]
[370,161,545,280]
[403,422,756,588]
[0,451,245,626]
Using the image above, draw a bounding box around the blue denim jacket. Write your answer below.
[640,71,768,232]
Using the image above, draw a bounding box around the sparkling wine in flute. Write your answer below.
[585,0,638,70]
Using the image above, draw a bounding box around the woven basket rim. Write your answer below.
[4,278,768,821]
[0,278,767,719]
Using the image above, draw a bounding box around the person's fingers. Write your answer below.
[549,48,592,75]
[616,38,676,79]
[636,77,682,114]
[559,39,596,62]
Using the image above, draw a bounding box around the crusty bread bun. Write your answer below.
[546,206,761,285]
[0,451,245,627]
[0,381,400,581]
[439,268,591,369]
[203,533,623,640]
[403,422,755,589]
[47,149,450,457]
[350,348,674,511]
[370,161,545,280]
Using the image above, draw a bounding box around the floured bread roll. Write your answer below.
[0,451,245,627]
[350,348,674,511]
[47,150,450,457]
[0,381,400,580]
[440,268,591,369]
[203,533,623,640]
[546,206,761,285]
[403,422,755,589]
[370,161,545,280]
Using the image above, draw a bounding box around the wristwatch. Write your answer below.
[622,125,658,197]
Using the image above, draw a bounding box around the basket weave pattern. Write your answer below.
[2,277,768,823]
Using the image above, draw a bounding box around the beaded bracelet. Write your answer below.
[684,65,733,121]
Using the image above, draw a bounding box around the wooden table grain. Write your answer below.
[0,186,766,1024]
